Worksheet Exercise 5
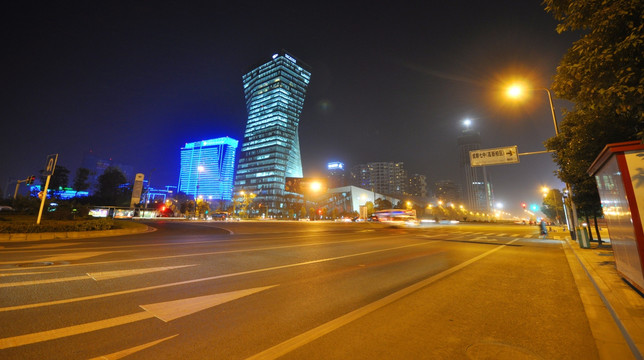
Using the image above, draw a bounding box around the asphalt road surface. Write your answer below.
[0,221,599,359]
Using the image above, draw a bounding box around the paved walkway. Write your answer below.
[563,235,644,360]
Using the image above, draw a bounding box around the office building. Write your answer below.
[406,173,428,199]
[457,126,493,212]
[80,153,135,194]
[234,51,312,216]
[351,162,407,196]
[433,179,461,205]
[327,161,347,188]
[178,137,238,201]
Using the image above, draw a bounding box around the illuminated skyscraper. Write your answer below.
[178,137,238,201]
[235,51,311,216]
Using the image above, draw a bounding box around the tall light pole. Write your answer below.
[196,165,205,199]
[507,84,578,237]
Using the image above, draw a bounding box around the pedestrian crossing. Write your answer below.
[418,230,567,242]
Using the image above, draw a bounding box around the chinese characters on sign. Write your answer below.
[470,146,519,167]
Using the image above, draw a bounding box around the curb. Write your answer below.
[0,225,154,242]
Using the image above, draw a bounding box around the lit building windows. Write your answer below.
[178,137,238,201]
[235,51,311,216]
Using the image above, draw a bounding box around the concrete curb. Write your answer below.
[565,238,644,360]
[0,225,154,242]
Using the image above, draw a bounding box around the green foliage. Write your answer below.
[40,165,70,191]
[543,0,644,215]
[0,217,116,233]
[73,167,91,192]
[541,189,565,223]
[96,167,130,206]
[374,198,392,210]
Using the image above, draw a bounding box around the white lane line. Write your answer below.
[245,238,520,360]
[88,334,179,360]
[0,241,433,312]
[0,231,368,254]
[87,265,197,281]
[0,265,197,288]
[0,251,115,265]
[0,272,56,277]
[0,236,390,272]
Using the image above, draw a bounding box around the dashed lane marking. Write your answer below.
[0,241,433,312]
[0,265,197,288]
[88,334,179,360]
[246,239,520,360]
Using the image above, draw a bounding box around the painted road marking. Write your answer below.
[7,243,83,250]
[246,239,520,360]
[140,285,277,322]
[0,251,114,265]
[88,334,179,360]
[0,265,197,288]
[0,236,391,272]
[0,241,433,312]
[0,271,56,277]
[87,265,197,281]
[0,286,275,349]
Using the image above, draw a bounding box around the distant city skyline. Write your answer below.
[2,1,575,215]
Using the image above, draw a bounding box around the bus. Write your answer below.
[373,209,417,224]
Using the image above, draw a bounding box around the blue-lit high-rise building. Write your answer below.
[178,137,238,201]
[235,51,311,216]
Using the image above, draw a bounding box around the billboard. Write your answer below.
[285,177,327,194]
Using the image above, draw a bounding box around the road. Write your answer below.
[0,221,599,359]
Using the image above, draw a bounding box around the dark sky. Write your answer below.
[2,1,580,215]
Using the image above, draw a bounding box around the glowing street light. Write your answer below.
[310,181,322,192]
[196,165,205,199]
[505,82,559,136]
[505,80,577,234]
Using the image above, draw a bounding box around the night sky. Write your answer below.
[2,1,580,215]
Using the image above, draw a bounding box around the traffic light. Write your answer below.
[26,175,35,185]
[521,202,527,209]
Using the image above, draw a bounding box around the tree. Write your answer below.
[96,166,129,205]
[73,167,91,193]
[40,165,70,192]
[543,0,643,234]
[375,198,392,210]
[541,189,565,224]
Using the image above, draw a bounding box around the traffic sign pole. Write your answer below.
[36,175,51,225]
[36,154,58,225]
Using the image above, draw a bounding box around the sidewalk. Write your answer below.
[563,235,644,360]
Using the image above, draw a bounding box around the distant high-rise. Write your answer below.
[351,162,407,196]
[178,137,238,201]
[457,126,493,212]
[433,179,461,205]
[327,161,346,188]
[80,153,135,194]
[234,51,311,216]
[406,173,428,199]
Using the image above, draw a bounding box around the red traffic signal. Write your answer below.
[26,175,35,185]
[521,202,527,209]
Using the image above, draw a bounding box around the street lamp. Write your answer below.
[541,186,560,225]
[196,165,205,199]
[506,82,578,236]
[506,84,559,136]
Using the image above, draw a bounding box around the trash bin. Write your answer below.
[577,227,590,249]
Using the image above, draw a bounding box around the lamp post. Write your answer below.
[507,84,579,238]
[196,165,205,199]
[541,186,561,225]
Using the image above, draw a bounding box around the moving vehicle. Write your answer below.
[373,209,417,225]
